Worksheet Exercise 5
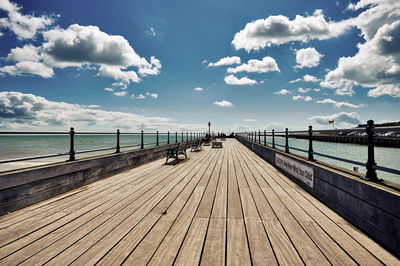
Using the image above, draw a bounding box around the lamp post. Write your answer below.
[208,122,211,137]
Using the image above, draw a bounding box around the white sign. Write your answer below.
[275,153,314,188]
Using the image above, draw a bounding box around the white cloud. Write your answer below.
[293,95,313,101]
[146,92,158,99]
[274,89,291,95]
[295,47,324,68]
[138,56,162,77]
[224,74,258,85]
[113,91,127,97]
[298,88,311,93]
[202,60,207,65]
[309,112,360,125]
[136,94,146,99]
[104,87,114,92]
[313,88,321,92]
[97,66,140,84]
[87,105,100,108]
[208,56,241,67]
[303,74,321,83]
[316,98,365,108]
[244,118,256,122]
[320,79,355,96]
[0,0,54,40]
[145,27,156,36]
[227,56,280,73]
[6,44,41,62]
[0,61,53,78]
[194,87,204,91]
[0,91,208,132]
[232,9,354,51]
[322,1,400,98]
[214,100,233,107]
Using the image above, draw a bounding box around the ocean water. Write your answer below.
[0,135,399,184]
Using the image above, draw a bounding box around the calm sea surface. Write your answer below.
[0,135,399,184]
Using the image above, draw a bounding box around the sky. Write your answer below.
[0,0,399,133]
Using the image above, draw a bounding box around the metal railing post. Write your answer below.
[190,132,192,140]
[141,130,144,149]
[168,131,170,144]
[182,132,184,142]
[258,130,261,144]
[272,129,275,149]
[251,131,253,142]
[186,132,188,141]
[176,132,178,143]
[308,126,314,161]
[68,127,75,161]
[116,129,120,153]
[156,131,159,146]
[264,130,266,146]
[366,120,378,181]
[285,128,289,153]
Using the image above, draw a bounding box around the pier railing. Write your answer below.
[236,120,400,182]
[0,129,205,166]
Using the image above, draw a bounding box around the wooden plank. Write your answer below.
[174,218,209,265]
[0,157,164,228]
[232,145,305,265]
[16,149,211,265]
[238,143,388,265]
[122,148,220,265]
[91,149,217,265]
[210,145,228,218]
[200,218,225,265]
[227,144,242,220]
[226,218,251,266]
[45,149,213,265]
[237,146,357,265]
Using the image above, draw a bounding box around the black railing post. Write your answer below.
[251,131,253,142]
[308,126,314,161]
[176,132,178,143]
[191,132,192,140]
[366,120,378,181]
[68,127,75,161]
[141,130,144,149]
[285,128,289,153]
[181,132,184,142]
[272,129,275,149]
[168,131,170,144]
[264,130,266,146]
[255,131,257,142]
[186,132,188,141]
[156,131,159,146]
[116,129,120,153]
[258,130,261,144]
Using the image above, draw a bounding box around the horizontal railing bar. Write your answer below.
[75,147,116,155]
[0,152,69,164]
[373,165,400,175]
[310,151,366,167]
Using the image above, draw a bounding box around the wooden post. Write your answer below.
[156,131,159,146]
[68,127,75,161]
[141,130,144,149]
[366,120,378,181]
[308,126,314,161]
[116,129,120,153]
[285,128,289,153]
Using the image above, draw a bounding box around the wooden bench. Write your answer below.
[166,142,187,164]
[190,139,202,152]
[212,141,222,148]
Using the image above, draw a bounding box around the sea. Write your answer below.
[0,134,399,184]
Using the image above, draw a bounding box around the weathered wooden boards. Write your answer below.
[0,139,397,265]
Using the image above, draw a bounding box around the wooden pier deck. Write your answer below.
[0,139,398,265]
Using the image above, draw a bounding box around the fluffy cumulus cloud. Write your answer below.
[298,88,311,93]
[0,13,161,85]
[0,61,54,78]
[194,87,204,91]
[316,98,365,108]
[293,95,312,101]
[309,112,360,126]
[295,47,324,68]
[208,56,241,67]
[227,56,280,74]
[146,92,158,99]
[214,100,233,107]
[113,91,127,97]
[322,0,400,98]
[274,89,291,95]
[224,74,258,85]
[0,91,204,131]
[0,0,54,40]
[290,74,321,83]
[232,9,354,51]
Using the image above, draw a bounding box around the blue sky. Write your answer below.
[0,0,399,132]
